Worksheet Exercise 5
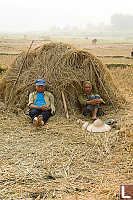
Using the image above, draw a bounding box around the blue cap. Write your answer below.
[35,79,45,86]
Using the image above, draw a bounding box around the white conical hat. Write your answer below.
[87,119,111,133]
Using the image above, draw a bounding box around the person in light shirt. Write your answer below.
[28,79,55,127]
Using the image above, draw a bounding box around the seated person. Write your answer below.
[78,81,104,120]
[28,79,55,127]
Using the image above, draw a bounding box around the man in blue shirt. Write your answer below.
[28,79,55,127]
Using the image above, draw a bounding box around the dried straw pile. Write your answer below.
[0,42,124,113]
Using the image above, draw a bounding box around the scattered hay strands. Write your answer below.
[0,108,131,200]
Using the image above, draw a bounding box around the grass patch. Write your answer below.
[0,53,18,56]
[106,63,131,68]
[98,56,124,58]
[0,65,8,73]
[98,55,133,59]
[124,56,133,59]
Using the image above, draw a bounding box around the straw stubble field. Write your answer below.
[0,38,133,200]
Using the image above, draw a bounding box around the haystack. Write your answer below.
[0,42,124,114]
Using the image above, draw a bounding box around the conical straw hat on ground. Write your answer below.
[87,119,111,132]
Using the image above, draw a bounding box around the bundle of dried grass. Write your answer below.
[0,42,124,113]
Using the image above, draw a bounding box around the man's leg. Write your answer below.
[41,110,51,124]
[91,108,98,119]
[86,95,102,119]
[86,104,99,119]
[29,109,41,120]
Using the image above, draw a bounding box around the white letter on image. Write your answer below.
[122,185,131,199]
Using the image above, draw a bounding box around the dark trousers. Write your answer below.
[29,109,51,123]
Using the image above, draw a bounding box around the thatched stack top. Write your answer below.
[0,42,124,113]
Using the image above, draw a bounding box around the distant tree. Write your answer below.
[111,14,133,30]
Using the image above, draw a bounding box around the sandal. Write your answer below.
[38,115,44,126]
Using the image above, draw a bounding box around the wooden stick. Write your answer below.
[61,90,69,119]
[6,40,34,106]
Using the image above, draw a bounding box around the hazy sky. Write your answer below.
[0,0,133,32]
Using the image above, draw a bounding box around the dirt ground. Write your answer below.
[0,38,133,200]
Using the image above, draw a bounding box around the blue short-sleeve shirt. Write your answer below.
[34,93,46,106]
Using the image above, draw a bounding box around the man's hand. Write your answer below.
[29,104,51,111]
[86,99,102,105]
[40,105,51,111]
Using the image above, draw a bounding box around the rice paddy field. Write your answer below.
[0,36,133,200]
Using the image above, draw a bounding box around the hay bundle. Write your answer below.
[0,42,124,113]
